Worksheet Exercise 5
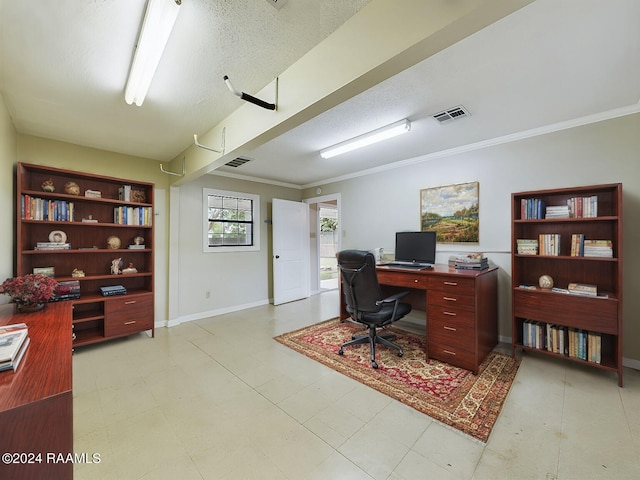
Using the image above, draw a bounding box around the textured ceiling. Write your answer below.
[1,0,639,187]
[0,0,370,160]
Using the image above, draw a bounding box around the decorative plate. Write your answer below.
[107,235,121,250]
[49,230,67,244]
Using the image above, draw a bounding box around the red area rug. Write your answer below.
[274,318,520,443]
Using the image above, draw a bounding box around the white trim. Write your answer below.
[167,298,271,327]
[203,187,260,253]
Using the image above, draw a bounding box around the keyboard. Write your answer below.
[383,263,432,270]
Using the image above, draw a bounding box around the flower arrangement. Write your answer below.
[0,274,58,305]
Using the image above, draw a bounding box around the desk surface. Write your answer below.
[0,302,72,411]
[376,263,497,278]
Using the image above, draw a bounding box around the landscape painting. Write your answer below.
[420,182,479,243]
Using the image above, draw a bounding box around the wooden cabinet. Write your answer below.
[368,265,498,374]
[511,184,623,386]
[426,269,498,373]
[16,162,155,347]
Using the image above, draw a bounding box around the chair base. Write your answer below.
[338,329,403,369]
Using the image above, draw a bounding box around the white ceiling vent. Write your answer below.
[432,105,470,124]
[264,0,288,9]
[225,157,252,168]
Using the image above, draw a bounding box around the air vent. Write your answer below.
[264,0,288,9]
[432,105,470,124]
[225,157,252,168]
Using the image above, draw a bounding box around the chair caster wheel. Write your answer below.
[338,349,344,355]
[398,352,403,357]
[372,361,378,369]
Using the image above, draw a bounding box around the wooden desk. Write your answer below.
[340,264,498,373]
[0,302,73,480]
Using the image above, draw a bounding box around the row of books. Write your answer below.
[21,195,75,222]
[0,323,30,373]
[113,206,153,226]
[449,253,489,270]
[520,195,598,220]
[522,320,601,363]
[538,233,560,256]
[517,235,614,258]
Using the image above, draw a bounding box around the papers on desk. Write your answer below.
[0,323,30,373]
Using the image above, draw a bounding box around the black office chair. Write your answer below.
[337,250,412,368]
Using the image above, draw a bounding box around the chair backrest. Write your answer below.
[337,250,382,316]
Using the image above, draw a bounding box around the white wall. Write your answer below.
[171,174,301,323]
[304,113,640,362]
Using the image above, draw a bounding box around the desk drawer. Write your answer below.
[428,316,475,351]
[105,295,153,337]
[428,276,475,295]
[428,291,475,310]
[377,271,427,289]
[428,304,475,325]
[428,342,475,371]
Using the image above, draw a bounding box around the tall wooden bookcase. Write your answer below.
[16,162,155,347]
[511,184,623,386]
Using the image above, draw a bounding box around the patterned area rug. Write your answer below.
[274,318,520,443]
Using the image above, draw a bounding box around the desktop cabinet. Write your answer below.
[358,265,499,374]
[16,162,155,348]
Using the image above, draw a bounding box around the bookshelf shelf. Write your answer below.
[17,162,155,348]
[511,183,623,386]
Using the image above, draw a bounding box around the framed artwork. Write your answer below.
[420,181,479,243]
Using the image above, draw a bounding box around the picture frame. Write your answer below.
[420,181,479,243]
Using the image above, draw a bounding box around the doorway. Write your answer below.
[304,193,341,294]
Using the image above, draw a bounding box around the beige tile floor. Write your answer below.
[73,290,640,479]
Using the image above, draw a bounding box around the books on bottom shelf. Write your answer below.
[522,320,601,363]
[0,323,30,373]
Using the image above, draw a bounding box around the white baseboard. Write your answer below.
[164,299,271,327]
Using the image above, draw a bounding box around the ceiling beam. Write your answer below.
[167,0,535,186]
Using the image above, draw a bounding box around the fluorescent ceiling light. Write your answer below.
[125,0,181,106]
[320,119,411,159]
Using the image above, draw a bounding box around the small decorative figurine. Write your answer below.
[133,236,144,246]
[64,181,80,195]
[41,178,55,192]
[538,274,554,289]
[110,258,122,275]
[71,268,85,278]
[107,235,121,249]
[121,263,138,274]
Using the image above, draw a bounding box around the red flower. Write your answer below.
[0,274,59,305]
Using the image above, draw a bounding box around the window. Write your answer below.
[203,188,260,252]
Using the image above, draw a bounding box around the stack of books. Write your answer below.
[567,282,597,297]
[54,280,81,301]
[583,239,613,257]
[451,253,488,270]
[35,242,71,250]
[545,205,570,218]
[0,323,30,373]
[516,239,538,255]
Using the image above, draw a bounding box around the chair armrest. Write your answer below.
[376,291,409,306]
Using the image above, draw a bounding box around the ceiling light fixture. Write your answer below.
[319,119,411,159]
[125,0,182,106]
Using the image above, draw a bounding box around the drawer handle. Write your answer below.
[444,326,457,331]
[125,301,137,305]
[443,296,457,302]
[414,279,419,283]
[444,281,458,286]
[443,311,457,316]
[124,321,136,325]
[443,350,457,356]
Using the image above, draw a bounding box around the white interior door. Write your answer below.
[272,198,310,305]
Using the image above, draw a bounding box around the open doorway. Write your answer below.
[319,202,339,291]
[304,193,341,294]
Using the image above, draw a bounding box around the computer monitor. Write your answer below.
[394,231,436,266]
